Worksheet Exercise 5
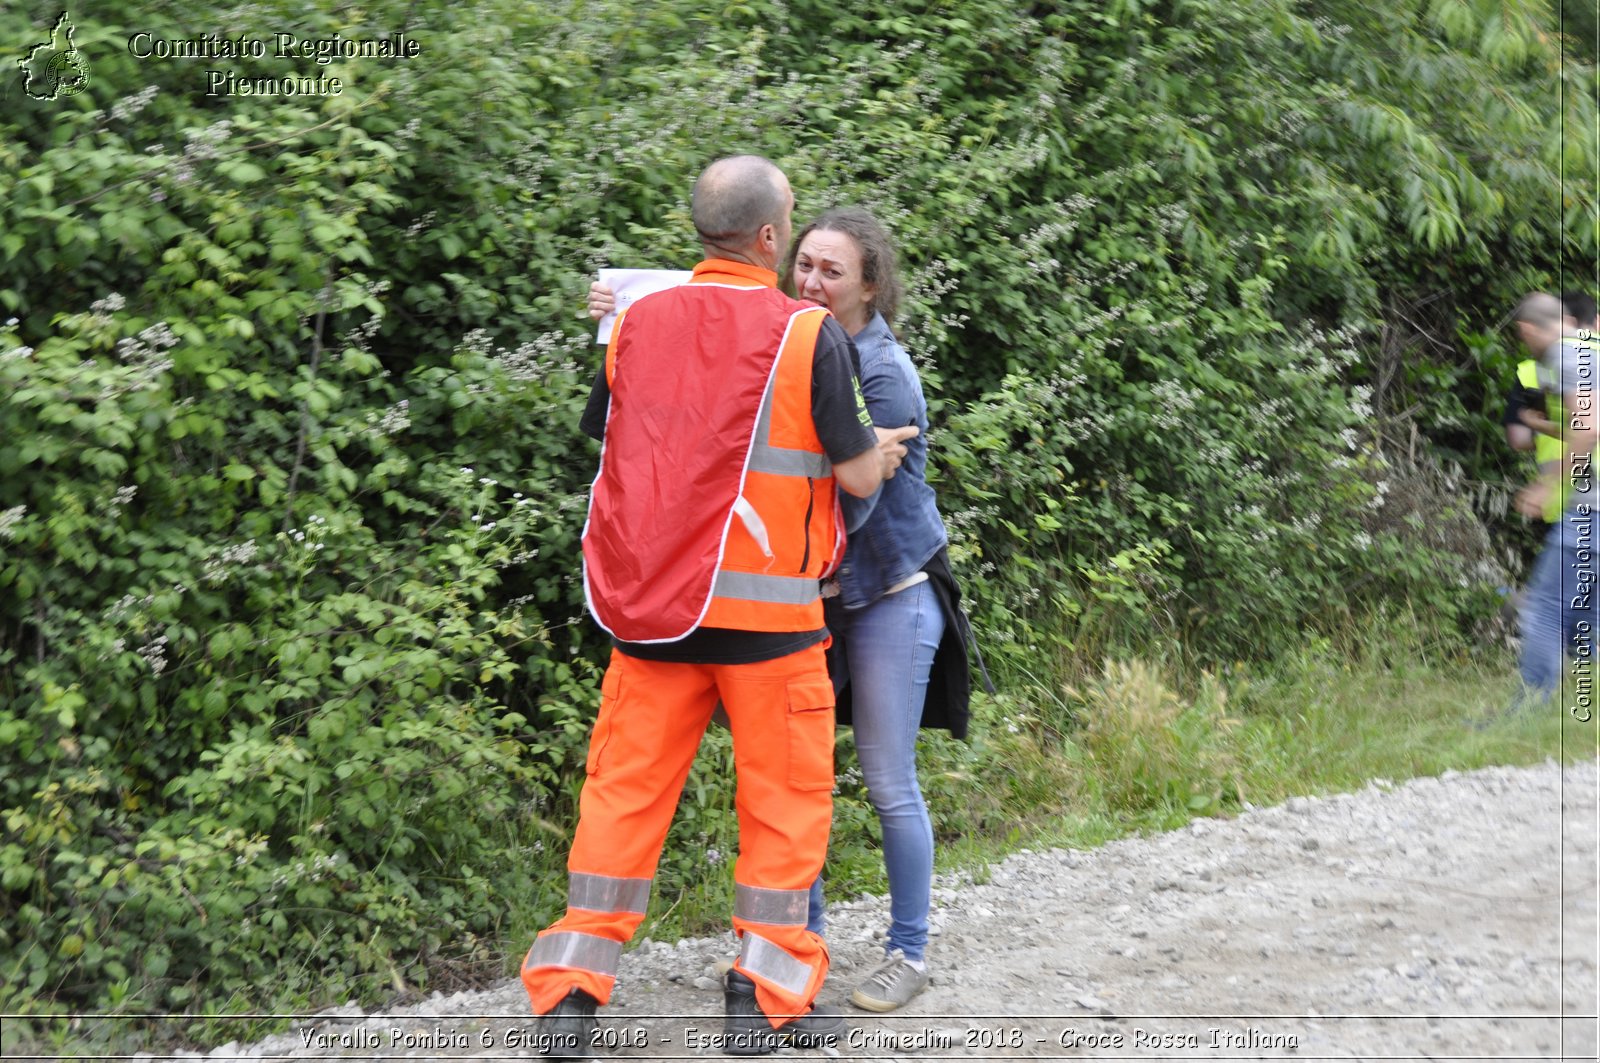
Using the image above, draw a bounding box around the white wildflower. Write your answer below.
[0,505,25,539]
[137,635,170,676]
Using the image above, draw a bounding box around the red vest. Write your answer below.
[582,260,844,643]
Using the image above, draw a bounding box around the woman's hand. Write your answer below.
[589,282,617,322]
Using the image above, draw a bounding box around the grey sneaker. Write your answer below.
[849,950,929,1012]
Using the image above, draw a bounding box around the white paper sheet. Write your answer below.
[594,268,692,344]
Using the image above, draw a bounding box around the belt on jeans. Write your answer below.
[886,571,930,595]
[821,571,928,600]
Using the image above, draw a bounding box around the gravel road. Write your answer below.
[147,758,1597,1062]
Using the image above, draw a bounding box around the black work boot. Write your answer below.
[536,988,599,1060]
[722,969,846,1055]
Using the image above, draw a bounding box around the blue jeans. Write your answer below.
[1518,505,1599,699]
[809,580,944,960]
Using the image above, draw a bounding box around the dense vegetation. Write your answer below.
[1,0,1595,1043]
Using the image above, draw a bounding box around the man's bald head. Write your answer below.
[692,155,793,264]
[1517,291,1566,361]
[1516,291,1565,330]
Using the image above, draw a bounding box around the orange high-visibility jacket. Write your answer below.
[581,259,845,643]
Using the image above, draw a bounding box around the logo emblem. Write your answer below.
[20,12,90,101]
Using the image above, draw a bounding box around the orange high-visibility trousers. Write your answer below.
[522,643,836,1027]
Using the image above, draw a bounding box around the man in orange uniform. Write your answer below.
[520,154,918,1058]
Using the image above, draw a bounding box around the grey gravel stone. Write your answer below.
[167,760,1595,1061]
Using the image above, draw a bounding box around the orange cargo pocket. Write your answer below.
[585,666,623,777]
[785,677,836,791]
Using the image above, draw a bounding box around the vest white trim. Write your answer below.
[732,496,774,561]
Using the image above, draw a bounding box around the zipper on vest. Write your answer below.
[800,476,815,573]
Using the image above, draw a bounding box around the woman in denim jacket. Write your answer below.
[784,207,975,1012]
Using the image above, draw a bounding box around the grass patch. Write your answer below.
[911,631,1596,871]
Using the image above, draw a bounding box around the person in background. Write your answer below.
[522,155,917,1060]
[1562,289,1598,338]
[588,205,988,1014]
[1503,294,1594,463]
[1512,291,1598,706]
[1498,291,1597,629]
[1503,337,1562,527]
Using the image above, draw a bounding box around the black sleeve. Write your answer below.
[579,364,609,441]
[1503,381,1541,428]
[810,316,878,464]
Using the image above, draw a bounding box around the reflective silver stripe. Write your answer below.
[747,345,832,479]
[748,443,832,478]
[737,932,815,997]
[712,570,821,606]
[524,931,622,976]
[734,884,810,926]
[569,872,652,915]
